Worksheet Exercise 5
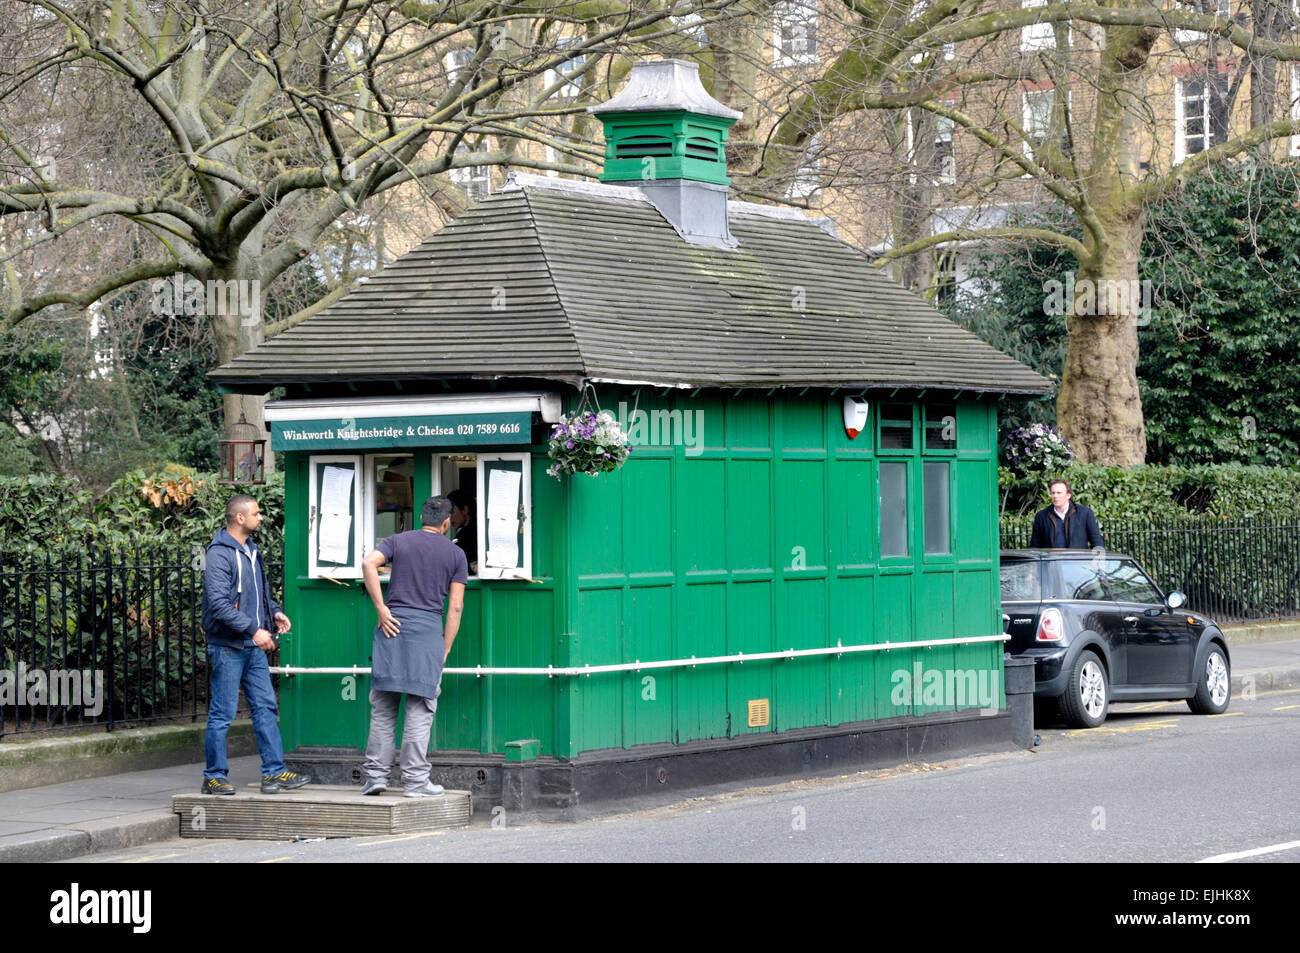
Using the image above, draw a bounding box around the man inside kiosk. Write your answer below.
[358,495,467,797]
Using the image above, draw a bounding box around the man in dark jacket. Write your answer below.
[1028,478,1105,549]
[201,495,309,795]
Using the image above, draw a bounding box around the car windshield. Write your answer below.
[1000,560,1040,601]
[1049,559,1109,601]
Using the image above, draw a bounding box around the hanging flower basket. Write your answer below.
[1005,423,1075,476]
[547,409,630,479]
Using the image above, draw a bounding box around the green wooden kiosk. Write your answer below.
[213,60,1051,816]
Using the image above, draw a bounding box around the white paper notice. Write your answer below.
[320,465,354,515]
[318,465,354,564]
[488,469,521,519]
[485,468,522,568]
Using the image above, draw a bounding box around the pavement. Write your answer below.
[3,635,1299,864]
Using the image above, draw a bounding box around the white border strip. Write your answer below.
[265,391,562,423]
[271,634,1010,677]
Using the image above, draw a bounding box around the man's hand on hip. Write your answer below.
[252,629,276,650]
[376,604,401,638]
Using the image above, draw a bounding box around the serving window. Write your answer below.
[308,449,532,581]
[432,452,532,581]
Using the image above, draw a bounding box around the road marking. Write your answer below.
[257,856,293,863]
[1067,720,1176,737]
[358,830,445,847]
[1207,711,1243,718]
[1199,839,1300,863]
[1273,704,1299,711]
[125,852,181,863]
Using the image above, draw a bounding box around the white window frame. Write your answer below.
[934,115,956,184]
[450,140,492,202]
[786,134,821,199]
[773,1,818,66]
[544,40,588,99]
[1174,73,1228,162]
[475,452,533,581]
[444,48,473,84]
[1020,0,1056,52]
[308,454,364,579]
[1175,0,1231,44]
[1022,88,1056,145]
[1291,65,1300,157]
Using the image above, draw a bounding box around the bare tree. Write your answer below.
[0,0,740,465]
[736,1,1300,464]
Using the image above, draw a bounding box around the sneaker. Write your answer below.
[202,777,235,796]
[403,781,445,798]
[360,778,387,796]
[261,770,311,794]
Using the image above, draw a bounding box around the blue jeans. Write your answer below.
[204,645,286,779]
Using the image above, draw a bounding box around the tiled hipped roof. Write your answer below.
[212,177,1053,396]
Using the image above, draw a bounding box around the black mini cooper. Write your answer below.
[1001,550,1231,728]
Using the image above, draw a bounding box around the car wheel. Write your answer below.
[1187,645,1231,715]
[1060,651,1109,728]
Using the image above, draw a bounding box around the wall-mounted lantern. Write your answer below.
[218,413,266,485]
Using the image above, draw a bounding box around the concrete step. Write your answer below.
[172,785,471,840]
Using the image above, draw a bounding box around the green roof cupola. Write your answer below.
[589,59,743,249]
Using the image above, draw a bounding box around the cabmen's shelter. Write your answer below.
[213,59,1052,815]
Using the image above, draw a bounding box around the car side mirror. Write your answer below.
[1165,591,1186,611]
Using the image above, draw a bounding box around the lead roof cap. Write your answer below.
[587,58,742,120]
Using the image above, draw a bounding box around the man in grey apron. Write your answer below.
[359,496,468,796]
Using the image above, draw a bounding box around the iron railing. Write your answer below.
[4,520,1296,735]
[1000,518,1300,622]
[0,547,283,737]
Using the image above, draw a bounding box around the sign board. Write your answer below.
[272,412,531,451]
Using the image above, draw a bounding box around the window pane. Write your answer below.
[1051,559,1108,601]
[924,404,957,450]
[1001,560,1040,601]
[880,404,913,449]
[923,462,950,555]
[880,461,909,558]
[373,455,414,546]
[1103,559,1163,604]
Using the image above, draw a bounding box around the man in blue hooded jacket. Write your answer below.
[201,494,310,795]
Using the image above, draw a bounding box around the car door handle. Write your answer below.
[1123,616,1138,625]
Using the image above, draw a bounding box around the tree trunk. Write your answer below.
[1057,217,1148,465]
[210,266,274,476]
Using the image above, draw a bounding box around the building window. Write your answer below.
[1020,0,1056,51]
[372,455,415,546]
[923,462,951,556]
[1175,0,1232,44]
[1291,65,1299,157]
[450,140,492,202]
[773,1,818,66]
[880,461,909,558]
[444,48,473,84]
[433,452,532,580]
[544,40,587,98]
[785,134,821,199]
[934,115,956,184]
[879,403,913,450]
[1021,87,1070,163]
[924,404,957,451]
[1175,73,1230,162]
[1022,88,1054,144]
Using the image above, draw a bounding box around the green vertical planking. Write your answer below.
[279,391,1007,760]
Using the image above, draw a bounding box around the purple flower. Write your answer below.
[566,439,574,450]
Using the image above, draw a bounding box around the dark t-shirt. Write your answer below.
[376,529,468,614]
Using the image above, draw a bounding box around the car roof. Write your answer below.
[1001,549,1136,561]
